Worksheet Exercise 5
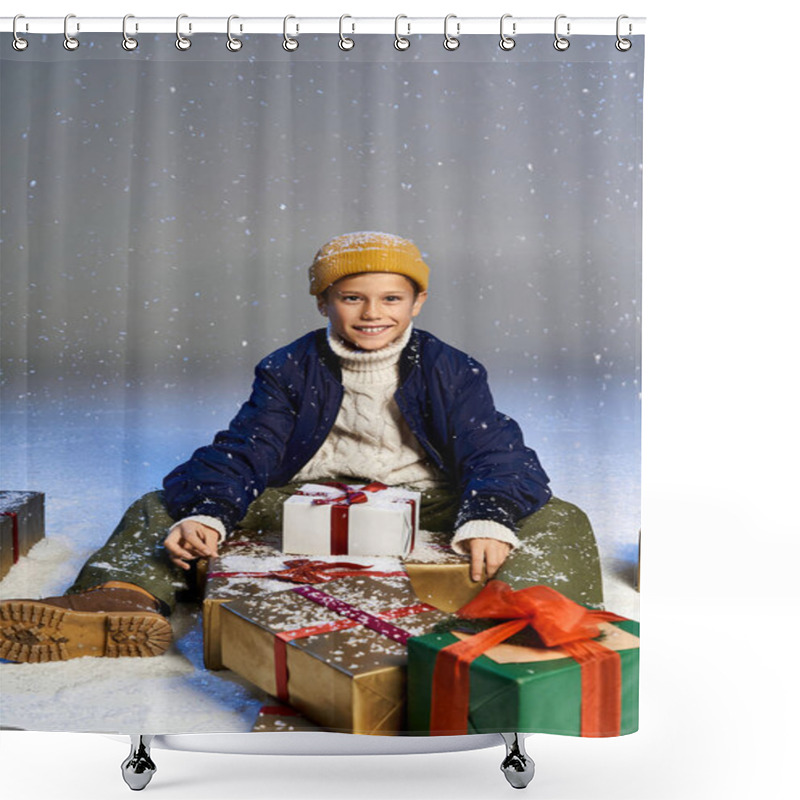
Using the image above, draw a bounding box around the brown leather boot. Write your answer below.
[0,581,172,663]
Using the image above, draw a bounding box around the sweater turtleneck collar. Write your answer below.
[327,323,413,377]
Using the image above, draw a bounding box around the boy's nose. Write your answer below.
[361,300,381,318]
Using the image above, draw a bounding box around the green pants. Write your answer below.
[67,485,604,613]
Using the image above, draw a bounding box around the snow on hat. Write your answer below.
[308,231,430,295]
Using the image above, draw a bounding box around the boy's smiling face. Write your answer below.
[318,272,427,351]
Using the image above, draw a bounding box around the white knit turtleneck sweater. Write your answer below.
[292,324,444,488]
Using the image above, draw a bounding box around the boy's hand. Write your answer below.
[164,521,221,571]
[468,538,512,582]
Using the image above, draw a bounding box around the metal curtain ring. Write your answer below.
[339,15,354,50]
[443,14,460,51]
[499,14,515,50]
[227,15,243,51]
[553,14,570,51]
[122,14,138,51]
[176,13,191,51]
[63,13,80,51]
[12,14,29,51]
[283,15,299,51]
[615,14,632,51]
[394,14,410,51]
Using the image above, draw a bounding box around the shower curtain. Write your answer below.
[0,21,643,737]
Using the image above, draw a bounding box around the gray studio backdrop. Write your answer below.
[1,33,642,543]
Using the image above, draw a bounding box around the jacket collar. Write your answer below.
[399,328,422,384]
[315,328,341,381]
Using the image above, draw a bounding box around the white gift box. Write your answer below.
[282,483,421,557]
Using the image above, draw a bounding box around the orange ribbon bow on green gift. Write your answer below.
[429,582,627,737]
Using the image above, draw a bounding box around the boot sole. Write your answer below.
[0,601,172,663]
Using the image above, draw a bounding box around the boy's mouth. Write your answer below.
[353,325,393,335]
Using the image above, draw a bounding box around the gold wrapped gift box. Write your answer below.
[219,574,449,735]
[0,491,45,582]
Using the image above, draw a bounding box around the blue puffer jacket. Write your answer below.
[162,328,551,532]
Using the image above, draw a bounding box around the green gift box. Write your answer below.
[407,617,639,737]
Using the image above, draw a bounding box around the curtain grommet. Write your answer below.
[63,14,80,51]
[283,15,299,51]
[499,14,516,51]
[12,15,29,51]
[394,15,410,51]
[122,14,138,51]
[615,15,632,51]
[339,15,355,51]
[553,14,570,51]
[443,14,460,51]
[175,14,191,51]
[227,15,243,52]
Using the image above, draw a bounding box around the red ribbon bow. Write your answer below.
[260,558,389,584]
[429,582,627,737]
[308,481,388,506]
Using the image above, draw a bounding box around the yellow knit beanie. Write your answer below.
[308,231,430,295]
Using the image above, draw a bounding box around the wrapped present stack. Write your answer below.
[203,481,639,737]
[202,482,475,668]
[0,491,45,581]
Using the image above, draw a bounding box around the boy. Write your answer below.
[0,232,603,663]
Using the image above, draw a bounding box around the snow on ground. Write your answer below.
[0,387,639,733]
